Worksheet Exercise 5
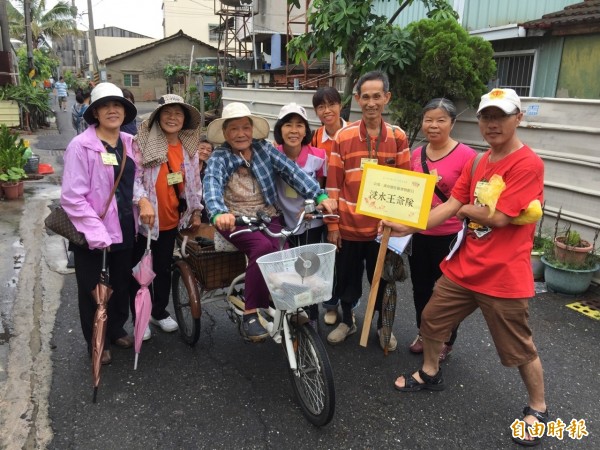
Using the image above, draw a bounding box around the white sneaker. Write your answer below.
[143,325,151,341]
[150,315,179,332]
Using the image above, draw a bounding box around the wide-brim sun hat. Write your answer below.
[477,88,521,114]
[147,94,201,130]
[83,82,138,125]
[206,102,270,144]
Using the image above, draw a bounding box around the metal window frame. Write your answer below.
[123,73,140,87]
[492,50,537,97]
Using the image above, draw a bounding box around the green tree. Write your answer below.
[378,19,496,144]
[287,0,457,104]
[7,0,77,49]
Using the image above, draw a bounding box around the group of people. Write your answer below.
[60,71,547,446]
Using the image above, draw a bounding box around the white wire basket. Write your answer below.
[257,243,336,311]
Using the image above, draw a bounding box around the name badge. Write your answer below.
[360,158,378,170]
[167,172,183,186]
[101,152,118,166]
[284,183,298,198]
[167,172,184,185]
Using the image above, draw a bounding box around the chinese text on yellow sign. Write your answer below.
[356,163,436,229]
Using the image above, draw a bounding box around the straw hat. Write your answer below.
[147,94,201,130]
[83,82,137,125]
[206,102,270,144]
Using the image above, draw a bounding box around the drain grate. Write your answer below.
[566,298,600,321]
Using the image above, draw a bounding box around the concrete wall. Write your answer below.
[223,87,600,245]
[105,38,219,101]
[163,0,221,44]
[95,37,155,62]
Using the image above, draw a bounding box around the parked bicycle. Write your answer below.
[171,200,338,426]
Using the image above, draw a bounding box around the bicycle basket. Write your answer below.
[177,236,246,290]
[256,243,336,310]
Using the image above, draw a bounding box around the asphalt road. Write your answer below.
[1,94,599,450]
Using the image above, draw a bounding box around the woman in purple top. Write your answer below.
[408,98,476,361]
[61,83,140,365]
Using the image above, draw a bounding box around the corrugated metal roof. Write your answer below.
[521,0,600,29]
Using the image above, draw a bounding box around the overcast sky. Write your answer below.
[46,0,165,39]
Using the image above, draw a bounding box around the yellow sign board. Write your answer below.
[355,163,437,229]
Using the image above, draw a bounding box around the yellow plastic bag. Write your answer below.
[476,174,506,217]
[511,199,543,225]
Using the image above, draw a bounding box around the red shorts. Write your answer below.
[420,275,538,367]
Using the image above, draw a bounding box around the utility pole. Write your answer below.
[87,0,99,79]
[72,0,80,76]
[23,0,35,72]
[0,0,11,52]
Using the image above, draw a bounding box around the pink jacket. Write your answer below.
[60,125,139,249]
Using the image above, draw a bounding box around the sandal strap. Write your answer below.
[418,368,443,384]
[523,406,549,424]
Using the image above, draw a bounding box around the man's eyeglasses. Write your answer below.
[477,112,518,122]
[315,102,340,113]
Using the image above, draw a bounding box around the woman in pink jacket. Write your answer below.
[61,83,140,365]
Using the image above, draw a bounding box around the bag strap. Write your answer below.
[420,144,449,203]
[470,151,485,179]
[100,145,127,220]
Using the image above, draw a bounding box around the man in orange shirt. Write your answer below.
[326,71,410,350]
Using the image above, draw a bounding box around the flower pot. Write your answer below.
[530,251,544,281]
[541,256,600,295]
[553,237,592,266]
[17,180,24,197]
[1,182,20,200]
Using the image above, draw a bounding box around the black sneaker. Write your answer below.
[242,314,268,342]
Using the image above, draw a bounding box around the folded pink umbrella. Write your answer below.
[132,230,155,370]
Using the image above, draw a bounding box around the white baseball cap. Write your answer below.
[477,88,521,114]
[277,102,309,121]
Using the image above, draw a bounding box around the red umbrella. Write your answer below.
[132,230,155,370]
[91,249,113,403]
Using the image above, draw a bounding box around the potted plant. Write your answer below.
[541,212,599,295]
[0,167,26,199]
[0,124,28,199]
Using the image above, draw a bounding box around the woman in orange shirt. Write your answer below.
[132,95,203,340]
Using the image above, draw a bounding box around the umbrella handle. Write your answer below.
[101,248,108,274]
[146,224,152,251]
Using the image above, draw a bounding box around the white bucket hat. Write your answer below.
[206,102,270,144]
[148,94,201,130]
[477,88,521,114]
[84,82,138,125]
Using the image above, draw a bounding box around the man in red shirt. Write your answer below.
[381,88,547,447]
[326,71,410,350]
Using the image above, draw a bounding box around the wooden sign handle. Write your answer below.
[359,226,391,347]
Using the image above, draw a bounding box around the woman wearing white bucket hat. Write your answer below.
[131,94,204,337]
[61,82,140,364]
[204,102,337,341]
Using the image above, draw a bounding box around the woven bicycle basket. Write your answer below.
[177,236,246,290]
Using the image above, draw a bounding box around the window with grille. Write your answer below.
[123,73,140,87]
[492,51,536,97]
[209,24,220,42]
